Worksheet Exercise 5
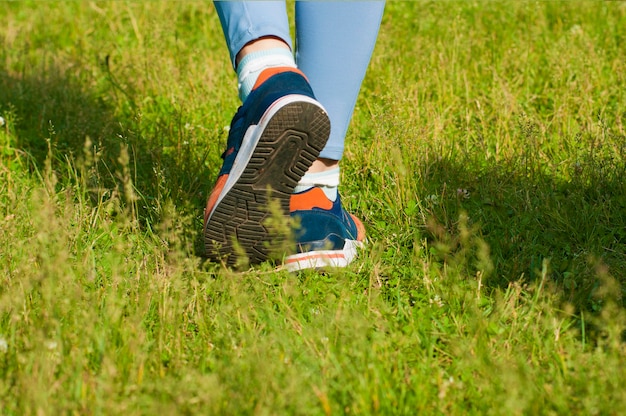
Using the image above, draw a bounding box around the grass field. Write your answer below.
[1,1,625,414]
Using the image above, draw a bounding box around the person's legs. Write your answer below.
[207,1,384,270]
[214,0,384,166]
[214,0,385,161]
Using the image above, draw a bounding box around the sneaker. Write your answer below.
[204,68,331,266]
[285,186,366,272]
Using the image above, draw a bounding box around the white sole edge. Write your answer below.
[283,239,363,272]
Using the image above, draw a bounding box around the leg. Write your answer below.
[285,2,385,271]
[295,1,385,163]
[213,1,292,68]
[214,1,296,101]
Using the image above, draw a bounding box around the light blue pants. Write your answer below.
[214,1,385,161]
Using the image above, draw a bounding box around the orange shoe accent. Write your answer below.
[350,214,366,242]
[204,174,228,225]
[289,187,333,212]
[252,67,307,91]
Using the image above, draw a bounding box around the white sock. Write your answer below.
[294,167,340,202]
[236,48,296,102]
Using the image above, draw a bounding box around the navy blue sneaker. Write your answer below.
[286,186,366,271]
[204,68,331,266]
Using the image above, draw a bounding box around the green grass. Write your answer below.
[1,1,626,414]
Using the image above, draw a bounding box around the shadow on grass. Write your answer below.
[0,67,119,168]
[0,65,215,257]
[421,149,626,312]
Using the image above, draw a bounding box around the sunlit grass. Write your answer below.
[1,1,625,414]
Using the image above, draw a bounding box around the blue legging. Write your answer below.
[214,1,385,161]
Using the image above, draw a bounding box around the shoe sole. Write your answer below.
[204,95,331,267]
[284,239,362,272]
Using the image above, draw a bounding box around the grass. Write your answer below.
[1,1,625,414]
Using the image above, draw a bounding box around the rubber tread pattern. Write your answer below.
[205,101,330,266]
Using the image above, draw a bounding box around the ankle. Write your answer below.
[295,164,340,202]
[236,48,296,102]
[236,36,290,67]
[307,158,339,174]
